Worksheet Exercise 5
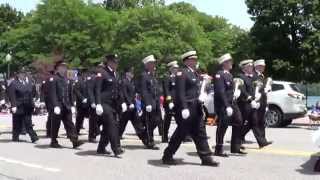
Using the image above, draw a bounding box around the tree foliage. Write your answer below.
[0,0,250,76]
[246,0,320,83]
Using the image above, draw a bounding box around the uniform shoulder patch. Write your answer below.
[215,74,221,79]
[49,77,54,82]
[177,71,182,76]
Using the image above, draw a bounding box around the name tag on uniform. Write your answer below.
[192,78,196,81]
[171,82,175,86]
[108,79,113,82]
[226,82,231,85]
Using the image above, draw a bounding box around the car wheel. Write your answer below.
[265,106,283,127]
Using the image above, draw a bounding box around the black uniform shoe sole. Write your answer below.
[97,150,111,155]
[50,144,63,148]
[31,138,39,143]
[214,153,229,157]
[201,161,219,167]
[73,141,85,149]
[259,142,273,149]
[231,150,247,155]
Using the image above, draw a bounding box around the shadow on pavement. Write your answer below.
[296,155,320,175]
[75,150,108,157]
[148,158,200,168]
[34,144,74,150]
[122,144,146,150]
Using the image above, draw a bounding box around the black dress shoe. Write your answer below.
[97,148,111,155]
[259,141,273,149]
[114,149,125,157]
[240,145,245,150]
[88,138,97,143]
[31,137,39,143]
[12,138,19,142]
[231,150,247,155]
[162,156,177,165]
[214,152,229,157]
[50,142,62,148]
[162,137,169,143]
[201,159,219,167]
[146,145,160,150]
[72,140,85,149]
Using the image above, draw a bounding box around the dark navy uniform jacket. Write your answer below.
[214,70,234,110]
[175,65,201,110]
[47,73,74,110]
[95,67,122,109]
[162,73,177,106]
[121,77,136,105]
[8,78,35,114]
[238,73,254,104]
[140,70,160,109]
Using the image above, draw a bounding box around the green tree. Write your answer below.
[246,0,319,82]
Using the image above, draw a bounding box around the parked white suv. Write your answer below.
[266,81,307,127]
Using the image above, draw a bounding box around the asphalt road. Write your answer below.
[0,114,319,180]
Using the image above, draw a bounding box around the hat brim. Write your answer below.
[183,55,198,61]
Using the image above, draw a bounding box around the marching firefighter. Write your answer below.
[214,53,246,157]
[47,60,84,148]
[8,69,39,143]
[162,61,179,143]
[162,50,219,166]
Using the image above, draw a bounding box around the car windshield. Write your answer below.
[289,84,302,93]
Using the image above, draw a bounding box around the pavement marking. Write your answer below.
[245,147,320,157]
[0,156,61,173]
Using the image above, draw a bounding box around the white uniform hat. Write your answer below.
[218,53,232,64]
[254,59,266,66]
[181,51,197,61]
[142,55,156,64]
[239,59,254,68]
[167,61,179,68]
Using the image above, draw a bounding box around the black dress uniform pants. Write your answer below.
[143,103,162,146]
[97,103,120,154]
[12,110,38,141]
[51,107,78,143]
[163,102,212,160]
[257,103,267,138]
[240,104,267,147]
[46,111,53,137]
[119,108,147,142]
[162,106,174,142]
[88,107,99,140]
[75,106,89,134]
[215,104,243,153]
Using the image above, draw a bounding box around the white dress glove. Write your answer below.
[255,93,261,101]
[264,85,272,93]
[146,105,152,113]
[198,94,206,103]
[226,106,233,117]
[234,89,241,100]
[82,98,88,104]
[71,106,76,114]
[11,107,17,114]
[251,101,260,109]
[129,104,135,109]
[121,103,127,112]
[0,99,5,105]
[96,104,103,116]
[169,102,174,110]
[181,109,190,119]
[91,103,96,109]
[54,106,61,115]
